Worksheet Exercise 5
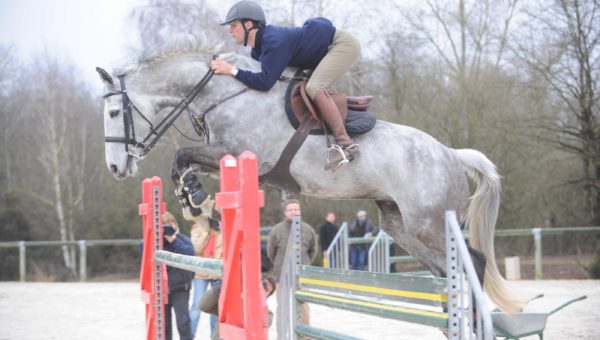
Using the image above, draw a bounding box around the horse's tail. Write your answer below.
[455,148,522,314]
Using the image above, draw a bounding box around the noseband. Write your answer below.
[103,69,214,158]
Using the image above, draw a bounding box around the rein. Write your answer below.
[194,86,251,141]
[104,68,215,158]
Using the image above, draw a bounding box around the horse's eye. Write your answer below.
[109,110,120,118]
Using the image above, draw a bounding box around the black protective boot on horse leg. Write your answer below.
[179,166,209,208]
[313,89,360,171]
[170,166,204,218]
[171,166,222,232]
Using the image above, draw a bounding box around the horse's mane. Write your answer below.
[116,33,224,75]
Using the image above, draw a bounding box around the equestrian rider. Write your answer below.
[210,0,361,171]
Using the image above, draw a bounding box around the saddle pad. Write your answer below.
[284,76,377,136]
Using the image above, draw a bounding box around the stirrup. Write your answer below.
[344,144,360,152]
[325,144,358,172]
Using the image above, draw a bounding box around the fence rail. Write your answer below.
[2,226,599,282]
[0,239,141,282]
[328,225,600,278]
[325,222,349,269]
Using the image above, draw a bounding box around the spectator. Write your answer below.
[261,241,273,273]
[267,199,316,333]
[318,212,339,266]
[189,197,222,339]
[162,211,195,340]
[349,210,377,271]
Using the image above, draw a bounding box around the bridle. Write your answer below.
[103,68,214,158]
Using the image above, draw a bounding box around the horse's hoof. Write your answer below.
[208,217,221,232]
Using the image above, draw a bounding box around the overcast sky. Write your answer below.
[0,0,412,95]
[0,0,148,94]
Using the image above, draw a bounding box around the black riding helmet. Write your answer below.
[221,1,267,46]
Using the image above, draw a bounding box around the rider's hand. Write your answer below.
[210,59,234,76]
[164,234,176,243]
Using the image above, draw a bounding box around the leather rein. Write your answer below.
[103,67,232,159]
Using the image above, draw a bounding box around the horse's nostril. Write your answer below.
[110,164,118,174]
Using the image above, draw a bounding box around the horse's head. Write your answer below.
[96,36,260,179]
[97,66,141,178]
[97,65,187,178]
[97,58,215,178]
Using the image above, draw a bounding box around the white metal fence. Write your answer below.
[2,225,599,281]
[325,223,600,278]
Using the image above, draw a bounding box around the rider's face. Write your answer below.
[228,20,247,45]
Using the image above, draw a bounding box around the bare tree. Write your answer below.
[16,55,99,276]
[0,44,19,192]
[514,0,600,224]
[130,0,232,52]
[394,0,519,147]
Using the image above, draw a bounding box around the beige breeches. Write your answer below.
[305,29,361,99]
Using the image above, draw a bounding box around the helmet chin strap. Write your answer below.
[241,19,258,47]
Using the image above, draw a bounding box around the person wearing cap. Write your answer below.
[161,211,195,340]
[348,210,377,270]
[210,0,362,171]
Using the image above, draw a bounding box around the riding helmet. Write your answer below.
[220,1,266,26]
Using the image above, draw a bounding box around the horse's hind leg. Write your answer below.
[467,246,486,286]
[375,200,447,277]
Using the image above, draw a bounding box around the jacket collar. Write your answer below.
[253,27,265,55]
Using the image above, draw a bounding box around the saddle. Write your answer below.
[287,79,375,135]
[259,73,377,194]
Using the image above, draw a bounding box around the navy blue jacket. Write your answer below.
[163,233,195,292]
[235,17,336,91]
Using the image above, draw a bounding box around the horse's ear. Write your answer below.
[96,67,114,87]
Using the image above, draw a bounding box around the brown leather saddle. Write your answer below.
[259,75,375,194]
[288,80,374,135]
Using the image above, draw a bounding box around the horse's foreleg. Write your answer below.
[173,145,228,173]
[375,200,447,277]
[169,145,228,222]
[171,145,227,189]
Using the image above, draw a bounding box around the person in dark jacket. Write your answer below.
[348,210,377,271]
[211,0,362,171]
[318,212,339,265]
[162,211,195,340]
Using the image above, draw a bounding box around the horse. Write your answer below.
[97,36,520,313]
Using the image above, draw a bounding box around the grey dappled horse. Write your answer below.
[97,37,519,313]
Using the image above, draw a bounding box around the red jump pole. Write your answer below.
[139,176,168,340]
[216,151,268,340]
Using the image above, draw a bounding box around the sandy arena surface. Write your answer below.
[0,280,598,339]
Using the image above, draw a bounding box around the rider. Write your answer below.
[210,0,361,171]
